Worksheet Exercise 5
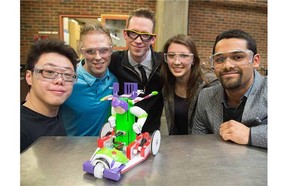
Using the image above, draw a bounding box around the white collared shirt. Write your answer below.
[128,49,152,79]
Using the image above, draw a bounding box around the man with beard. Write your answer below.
[192,29,267,148]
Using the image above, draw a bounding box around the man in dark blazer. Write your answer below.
[109,8,163,134]
[192,29,267,148]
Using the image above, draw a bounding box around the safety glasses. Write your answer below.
[209,49,254,68]
[125,29,156,42]
[164,52,194,64]
[80,46,113,59]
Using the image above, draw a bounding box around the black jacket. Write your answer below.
[109,50,164,133]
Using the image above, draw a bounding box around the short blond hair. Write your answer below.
[78,21,112,51]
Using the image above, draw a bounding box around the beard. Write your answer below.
[219,68,243,90]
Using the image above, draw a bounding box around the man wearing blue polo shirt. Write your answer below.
[60,22,117,136]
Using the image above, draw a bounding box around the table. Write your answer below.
[21,134,267,185]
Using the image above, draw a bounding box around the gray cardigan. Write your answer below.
[192,70,267,148]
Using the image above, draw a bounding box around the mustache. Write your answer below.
[222,66,241,72]
[219,67,242,75]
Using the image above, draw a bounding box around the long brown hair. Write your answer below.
[160,34,204,104]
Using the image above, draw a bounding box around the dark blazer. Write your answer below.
[192,70,267,148]
[109,50,164,133]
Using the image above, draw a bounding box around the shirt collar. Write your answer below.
[128,49,152,69]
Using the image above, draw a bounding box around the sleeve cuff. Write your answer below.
[247,128,252,146]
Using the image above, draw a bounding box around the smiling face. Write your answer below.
[166,43,193,81]
[213,38,260,90]
[80,31,112,78]
[26,52,75,110]
[123,16,156,63]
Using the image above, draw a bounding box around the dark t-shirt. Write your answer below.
[20,105,67,153]
[172,94,189,135]
[223,97,247,123]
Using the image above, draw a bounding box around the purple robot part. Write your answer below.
[83,160,94,174]
[103,164,126,181]
[112,98,128,111]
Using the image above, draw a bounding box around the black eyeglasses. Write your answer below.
[125,29,156,42]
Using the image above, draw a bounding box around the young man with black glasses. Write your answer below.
[21,39,78,153]
[109,8,164,134]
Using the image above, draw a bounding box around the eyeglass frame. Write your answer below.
[209,49,254,68]
[124,29,156,42]
[164,52,194,64]
[32,65,77,82]
[80,46,113,59]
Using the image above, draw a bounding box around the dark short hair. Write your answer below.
[212,29,257,55]
[127,8,156,33]
[25,39,79,71]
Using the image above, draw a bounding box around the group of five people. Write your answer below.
[21,7,267,153]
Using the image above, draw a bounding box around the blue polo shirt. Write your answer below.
[60,60,117,136]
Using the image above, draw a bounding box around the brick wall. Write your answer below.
[21,0,267,74]
[20,0,156,65]
[188,0,267,75]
